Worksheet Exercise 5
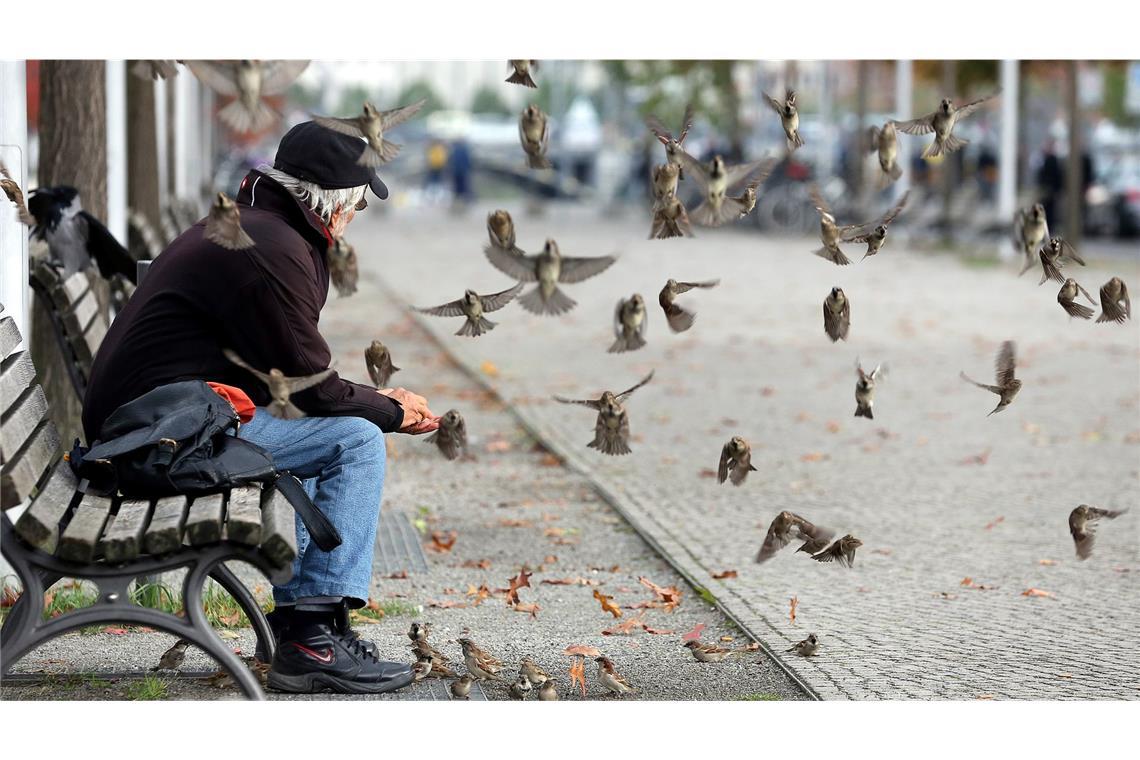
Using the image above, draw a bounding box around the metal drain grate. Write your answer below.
[374,510,430,575]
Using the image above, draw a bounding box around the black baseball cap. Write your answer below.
[274,121,389,201]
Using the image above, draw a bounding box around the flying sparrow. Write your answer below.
[1095,277,1131,324]
[1057,278,1098,320]
[823,287,851,342]
[595,656,635,696]
[204,191,254,250]
[764,88,804,151]
[486,209,524,256]
[649,193,694,240]
[855,360,885,419]
[507,60,539,88]
[328,235,359,297]
[222,349,334,420]
[0,159,34,226]
[365,340,400,388]
[484,238,616,316]
[658,277,719,332]
[651,162,681,201]
[1013,203,1050,274]
[553,371,655,456]
[609,294,648,353]
[718,436,757,486]
[786,633,819,657]
[866,121,902,184]
[960,340,1021,416]
[809,185,852,265]
[413,282,524,337]
[1069,504,1128,560]
[842,191,910,260]
[1035,236,1086,285]
[811,535,863,567]
[756,511,834,564]
[458,638,504,681]
[185,60,309,133]
[645,104,695,179]
[152,638,190,671]
[509,674,533,700]
[892,91,1000,159]
[313,99,427,166]
[519,104,552,169]
[683,640,743,663]
[520,656,551,686]
[450,674,474,700]
[679,153,776,227]
[427,409,468,461]
[537,679,559,700]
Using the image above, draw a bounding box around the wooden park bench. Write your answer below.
[1,305,298,699]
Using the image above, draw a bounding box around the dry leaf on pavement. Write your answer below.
[593,589,622,619]
[681,623,706,642]
[564,644,601,657]
[789,596,798,624]
[1021,588,1056,598]
[428,531,457,553]
[711,570,737,579]
[569,656,587,697]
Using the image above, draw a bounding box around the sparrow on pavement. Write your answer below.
[842,191,910,260]
[365,340,400,388]
[1069,504,1128,560]
[679,154,776,227]
[811,535,863,567]
[409,622,455,677]
[892,91,1000,159]
[1014,203,1050,274]
[152,639,190,671]
[595,656,635,696]
[427,409,468,461]
[413,282,524,337]
[756,511,834,564]
[484,238,616,316]
[204,191,254,250]
[486,209,524,256]
[823,287,851,342]
[645,104,695,179]
[313,99,427,166]
[520,656,551,686]
[855,360,885,419]
[553,371,655,456]
[683,640,743,663]
[609,294,648,353]
[0,160,34,226]
[506,60,539,88]
[185,60,309,134]
[222,349,334,420]
[537,679,559,700]
[658,278,719,332]
[328,235,359,297]
[509,674,533,700]
[1036,236,1086,285]
[787,633,819,657]
[450,674,474,700]
[764,88,804,151]
[458,638,504,681]
[1095,277,1131,324]
[866,121,902,184]
[519,104,552,169]
[718,436,757,486]
[412,656,433,682]
[960,340,1021,417]
[649,193,694,240]
[1057,279,1097,319]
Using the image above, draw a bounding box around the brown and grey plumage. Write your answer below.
[519,104,552,169]
[787,633,819,657]
[553,371,654,456]
[855,360,884,419]
[718,436,757,486]
[413,282,524,337]
[131,60,179,80]
[892,92,1000,159]
[683,640,744,663]
[537,679,559,700]
[1057,278,1097,320]
[823,287,850,342]
[0,160,34,226]
[866,122,902,184]
[426,409,468,461]
[152,639,190,671]
[658,277,719,332]
[222,349,334,420]
[509,674,533,700]
[450,675,474,699]
[649,193,694,240]
[506,60,539,88]
[610,294,648,353]
[486,209,524,256]
[756,511,834,564]
[595,656,635,695]
[1095,277,1131,324]
[409,623,456,678]
[645,104,695,178]
[328,235,359,297]
[313,99,426,167]
[364,340,400,388]
[520,657,551,686]
[809,185,852,265]
[650,162,681,201]
[764,88,804,151]
[811,534,863,567]
[679,154,777,227]
[960,340,1021,417]
[1014,203,1050,274]
[185,60,309,134]
[1036,236,1086,285]
[458,638,504,681]
[841,191,910,260]
[484,238,615,316]
[1069,505,1128,560]
[204,191,254,250]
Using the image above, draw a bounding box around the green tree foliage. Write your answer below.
[470,85,511,116]
[396,80,446,115]
[603,60,744,144]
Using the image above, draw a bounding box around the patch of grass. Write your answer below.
[739,693,782,701]
[378,599,419,616]
[960,255,1001,269]
[43,581,98,620]
[126,675,169,701]
[694,585,718,606]
[130,580,180,615]
[202,580,273,628]
[413,505,432,536]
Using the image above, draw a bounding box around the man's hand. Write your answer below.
[379,387,440,435]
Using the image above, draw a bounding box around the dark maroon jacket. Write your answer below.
[82,170,403,441]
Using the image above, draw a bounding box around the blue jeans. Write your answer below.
[238,410,386,607]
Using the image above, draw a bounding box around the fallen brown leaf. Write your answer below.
[563,644,601,657]
[569,656,587,697]
[480,360,499,377]
[498,518,533,528]
[720,635,734,643]
[461,559,492,570]
[593,589,622,619]
[538,453,561,467]
[789,596,798,624]
[512,602,541,618]
[1021,588,1055,599]
[711,570,738,580]
[543,527,566,537]
[104,627,128,635]
[386,570,409,579]
[1038,559,1058,566]
[698,468,718,479]
[638,576,682,611]
[541,577,601,587]
[485,440,511,453]
[825,420,841,433]
[800,452,829,462]
[427,530,458,553]
[681,623,706,641]
[984,516,1004,530]
[544,555,558,565]
[506,569,533,605]
[427,599,469,609]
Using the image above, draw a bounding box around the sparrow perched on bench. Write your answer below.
[960,340,1021,417]
[787,633,819,657]
[506,60,539,88]
[313,99,426,167]
[891,91,1000,159]
[458,637,505,681]
[764,88,804,151]
[1069,505,1128,560]
[484,238,616,316]
[553,371,655,456]
[364,340,400,388]
[658,278,719,332]
[426,409,469,461]
[205,192,254,250]
[153,638,189,671]
[185,60,309,134]
[718,436,757,486]
[1057,278,1097,319]
[609,294,648,354]
[519,104,552,169]
[222,349,335,420]
[414,283,524,337]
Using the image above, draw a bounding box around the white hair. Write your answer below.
[257,164,366,226]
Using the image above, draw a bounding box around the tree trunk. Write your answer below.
[940,60,958,242]
[1065,61,1083,247]
[34,60,108,444]
[127,64,161,233]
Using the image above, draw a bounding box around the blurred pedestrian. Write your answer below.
[449,138,473,208]
[1036,139,1064,225]
[425,139,448,202]
[976,144,997,202]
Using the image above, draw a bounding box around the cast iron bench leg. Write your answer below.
[209,564,276,663]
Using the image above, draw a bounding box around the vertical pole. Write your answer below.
[819,61,832,179]
[894,59,913,204]
[998,59,1019,222]
[941,60,958,239]
[105,60,127,246]
[854,61,869,208]
[154,76,169,212]
[0,61,30,340]
[127,62,162,232]
[1065,61,1083,247]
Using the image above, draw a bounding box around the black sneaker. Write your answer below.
[267,619,413,694]
[255,604,380,664]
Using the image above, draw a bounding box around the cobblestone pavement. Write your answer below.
[353,204,1140,700]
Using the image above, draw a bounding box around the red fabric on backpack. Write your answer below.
[207,382,256,423]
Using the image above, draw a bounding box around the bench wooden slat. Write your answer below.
[185,492,224,545]
[0,316,20,360]
[144,495,190,554]
[13,462,79,551]
[101,498,152,563]
[1,386,49,463]
[224,486,262,546]
[33,265,90,312]
[1,420,61,509]
[60,289,99,338]
[72,311,108,368]
[259,486,297,569]
[57,493,113,563]
[0,351,37,415]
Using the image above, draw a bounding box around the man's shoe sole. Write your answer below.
[267,669,416,695]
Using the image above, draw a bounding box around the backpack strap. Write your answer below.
[271,474,343,552]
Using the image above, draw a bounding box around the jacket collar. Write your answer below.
[235,169,333,253]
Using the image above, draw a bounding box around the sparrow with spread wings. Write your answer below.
[484,238,615,316]
[185,60,310,134]
[413,283,525,337]
[645,104,695,179]
[891,91,1000,159]
[960,340,1021,417]
[222,349,334,420]
[679,153,777,227]
[313,99,427,166]
[755,511,834,564]
[763,88,804,151]
[553,371,655,456]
